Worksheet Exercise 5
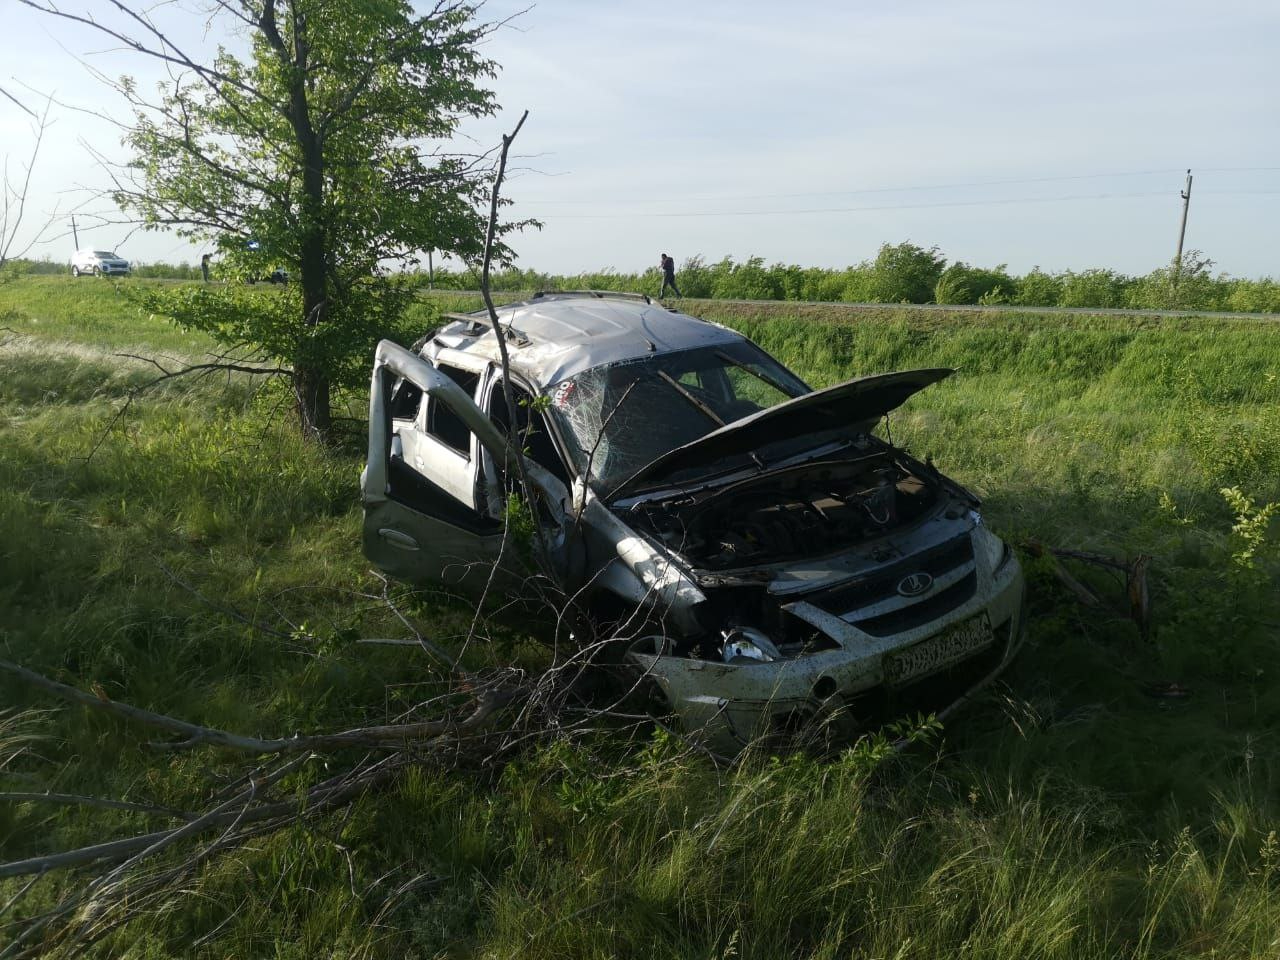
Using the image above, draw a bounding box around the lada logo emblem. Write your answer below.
[896,572,934,597]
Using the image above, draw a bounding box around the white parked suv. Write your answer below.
[362,293,1026,752]
[71,249,131,277]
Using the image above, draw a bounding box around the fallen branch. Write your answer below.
[0,754,310,879]
[1023,542,1102,607]
[0,659,516,754]
[156,559,298,640]
[0,792,192,820]
[1021,540,1153,636]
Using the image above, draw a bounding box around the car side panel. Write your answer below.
[363,340,568,596]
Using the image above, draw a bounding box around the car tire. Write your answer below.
[71,266,80,277]
[92,266,100,276]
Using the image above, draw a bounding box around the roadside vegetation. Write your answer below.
[15,242,1280,315]
[423,243,1280,313]
[9,258,204,280]
[2,275,1278,958]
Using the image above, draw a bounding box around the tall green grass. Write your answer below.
[1,278,1278,957]
[0,275,217,354]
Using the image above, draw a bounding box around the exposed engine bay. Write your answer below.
[625,444,940,571]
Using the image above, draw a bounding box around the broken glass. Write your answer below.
[550,342,808,490]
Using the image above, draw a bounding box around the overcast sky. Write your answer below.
[4,0,1277,276]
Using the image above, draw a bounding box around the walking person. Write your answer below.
[659,253,682,298]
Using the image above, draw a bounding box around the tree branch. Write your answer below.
[0,659,515,755]
[0,792,193,820]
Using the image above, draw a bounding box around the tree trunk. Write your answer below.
[294,363,331,440]
[260,1,331,441]
[296,228,329,440]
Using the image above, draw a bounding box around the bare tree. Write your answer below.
[0,88,58,275]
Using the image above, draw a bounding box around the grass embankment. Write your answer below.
[2,277,1279,958]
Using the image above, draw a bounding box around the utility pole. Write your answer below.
[70,215,79,250]
[1173,169,1192,284]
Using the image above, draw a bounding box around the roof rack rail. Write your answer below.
[440,311,488,332]
[531,289,652,305]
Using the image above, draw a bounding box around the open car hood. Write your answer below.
[610,367,955,498]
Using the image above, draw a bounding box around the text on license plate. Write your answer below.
[884,615,994,685]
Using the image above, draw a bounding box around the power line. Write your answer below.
[517,166,1280,206]
[530,187,1280,221]
[536,190,1178,220]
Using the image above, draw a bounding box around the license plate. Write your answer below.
[885,615,994,685]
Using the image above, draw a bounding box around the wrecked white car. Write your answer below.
[362,292,1026,751]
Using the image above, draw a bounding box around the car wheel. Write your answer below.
[92,266,101,276]
[71,266,80,277]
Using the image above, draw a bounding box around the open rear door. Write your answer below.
[362,340,568,595]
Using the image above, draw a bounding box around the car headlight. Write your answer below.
[973,523,1011,575]
[721,626,779,663]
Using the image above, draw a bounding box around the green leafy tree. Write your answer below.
[934,261,1018,305]
[21,0,514,437]
[865,241,947,304]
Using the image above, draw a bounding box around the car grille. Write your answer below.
[810,532,976,633]
[853,570,978,636]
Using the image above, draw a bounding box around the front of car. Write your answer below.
[545,340,1026,752]
[86,250,131,275]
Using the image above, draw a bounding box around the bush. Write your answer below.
[1227,279,1280,313]
[1123,251,1228,312]
[1058,268,1131,309]
[399,247,1278,314]
[934,262,1018,305]
[1011,267,1064,307]
[864,241,946,303]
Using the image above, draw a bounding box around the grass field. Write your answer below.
[2,276,1279,958]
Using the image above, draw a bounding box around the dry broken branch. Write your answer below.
[0,792,192,820]
[0,659,516,755]
[1021,540,1153,637]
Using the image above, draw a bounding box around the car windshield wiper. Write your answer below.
[657,371,725,427]
[714,350,804,399]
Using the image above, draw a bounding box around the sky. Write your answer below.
[3,0,1278,277]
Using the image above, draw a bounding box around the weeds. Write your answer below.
[1,278,1278,957]
[1221,487,1279,570]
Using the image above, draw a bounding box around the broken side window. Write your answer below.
[425,363,480,457]
[487,382,572,488]
[388,379,423,421]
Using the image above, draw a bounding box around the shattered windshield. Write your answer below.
[550,342,809,490]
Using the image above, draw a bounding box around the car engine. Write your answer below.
[628,449,940,570]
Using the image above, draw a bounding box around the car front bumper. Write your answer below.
[629,553,1027,754]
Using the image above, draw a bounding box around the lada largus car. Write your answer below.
[362,292,1026,751]
[71,249,130,276]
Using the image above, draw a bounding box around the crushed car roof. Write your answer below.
[426,293,744,387]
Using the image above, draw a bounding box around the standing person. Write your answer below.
[200,253,212,283]
[659,253,682,298]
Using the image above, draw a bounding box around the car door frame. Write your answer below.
[399,349,488,510]
[363,339,570,594]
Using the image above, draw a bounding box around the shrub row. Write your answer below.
[427,243,1280,313]
[12,242,1279,311]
